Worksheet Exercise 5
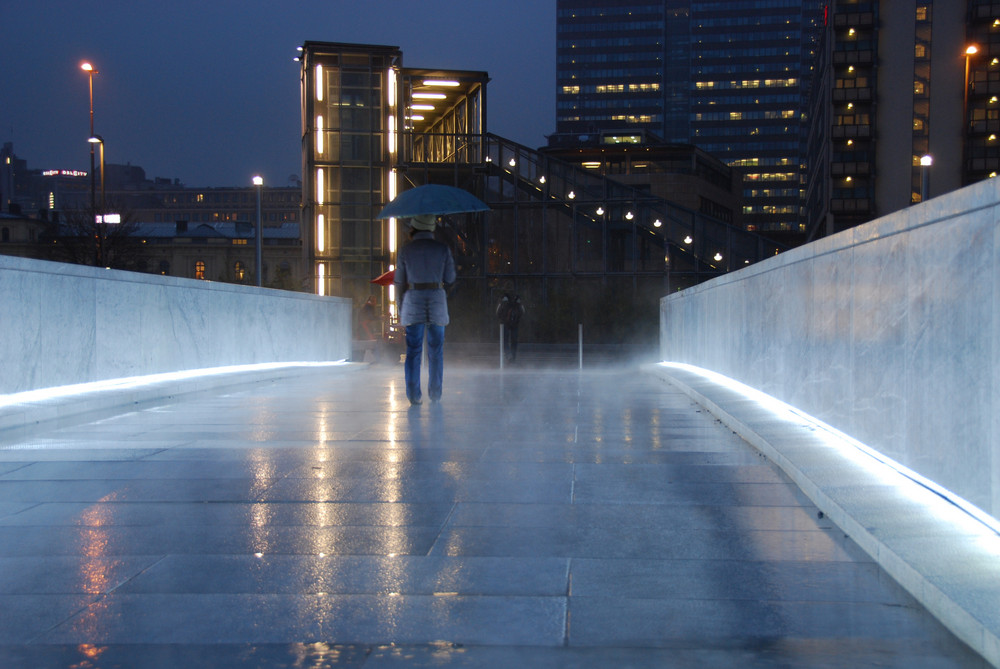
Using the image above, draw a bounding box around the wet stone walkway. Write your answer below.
[0,363,985,667]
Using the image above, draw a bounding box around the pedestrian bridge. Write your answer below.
[1,180,999,667]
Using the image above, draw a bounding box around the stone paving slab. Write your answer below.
[0,362,988,667]
[650,362,999,668]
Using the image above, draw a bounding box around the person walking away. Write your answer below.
[496,292,525,362]
[394,214,456,405]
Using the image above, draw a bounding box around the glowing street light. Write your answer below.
[920,154,932,203]
[253,175,263,287]
[88,135,105,210]
[81,61,99,212]
[965,45,980,137]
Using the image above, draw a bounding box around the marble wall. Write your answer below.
[661,177,1000,518]
[0,256,351,394]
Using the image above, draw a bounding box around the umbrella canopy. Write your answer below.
[370,269,395,286]
[377,184,489,219]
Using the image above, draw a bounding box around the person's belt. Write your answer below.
[409,282,442,290]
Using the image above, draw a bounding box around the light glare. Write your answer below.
[658,362,1000,538]
[0,362,348,410]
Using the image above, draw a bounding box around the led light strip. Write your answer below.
[659,361,1000,537]
[0,362,348,409]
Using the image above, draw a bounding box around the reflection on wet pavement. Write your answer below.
[0,363,986,667]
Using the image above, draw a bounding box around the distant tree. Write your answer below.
[43,200,149,271]
[265,262,303,291]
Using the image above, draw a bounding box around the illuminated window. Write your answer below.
[562,85,580,94]
[914,81,925,95]
[234,261,245,281]
[603,135,642,144]
[195,260,205,280]
[915,44,927,58]
[916,5,929,21]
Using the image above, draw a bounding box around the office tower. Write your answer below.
[556,0,826,238]
[806,1,990,239]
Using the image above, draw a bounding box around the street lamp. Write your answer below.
[81,62,99,212]
[88,135,105,211]
[965,45,979,114]
[964,46,979,183]
[920,154,932,203]
[253,175,263,287]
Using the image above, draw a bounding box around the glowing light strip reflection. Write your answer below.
[659,362,1000,537]
[388,170,397,253]
[0,362,348,409]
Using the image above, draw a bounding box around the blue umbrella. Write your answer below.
[377,184,489,219]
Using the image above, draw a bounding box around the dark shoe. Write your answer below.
[409,397,422,406]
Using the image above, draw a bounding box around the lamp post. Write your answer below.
[88,135,105,211]
[964,45,979,116]
[253,175,263,287]
[964,46,980,183]
[920,154,932,203]
[81,62,98,213]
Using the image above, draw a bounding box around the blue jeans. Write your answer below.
[404,323,445,403]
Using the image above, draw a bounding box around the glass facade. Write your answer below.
[301,43,400,300]
[556,0,826,237]
[826,0,877,230]
[965,0,1000,184]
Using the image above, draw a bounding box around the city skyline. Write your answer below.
[1,0,555,188]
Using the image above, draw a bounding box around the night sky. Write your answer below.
[1,0,555,188]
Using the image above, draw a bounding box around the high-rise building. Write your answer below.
[965,1,1000,185]
[806,1,998,239]
[555,0,827,238]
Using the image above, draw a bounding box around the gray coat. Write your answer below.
[394,231,456,326]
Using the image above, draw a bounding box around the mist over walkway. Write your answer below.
[0,363,983,667]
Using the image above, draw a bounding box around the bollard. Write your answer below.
[500,323,505,370]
